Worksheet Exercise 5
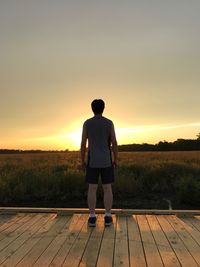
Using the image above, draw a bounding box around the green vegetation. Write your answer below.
[119,138,200,151]
[0,151,200,209]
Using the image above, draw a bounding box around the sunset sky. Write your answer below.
[1,1,200,150]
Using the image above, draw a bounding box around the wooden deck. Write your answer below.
[0,212,200,266]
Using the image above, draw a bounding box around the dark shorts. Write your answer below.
[86,166,115,184]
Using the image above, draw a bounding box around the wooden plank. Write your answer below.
[16,215,68,267]
[0,213,43,264]
[184,216,200,232]
[113,216,129,267]
[137,215,164,267]
[79,214,105,267]
[146,215,181,267]
[127,215,147,267]
[0,214,36,250]
[166,215,200,265]
[60,215,93,267]
[0,207,122,215]
[0,214,30,237]
[33,214,80,267]
[96,215,117,267]
[49,214,87,267]
[122,210,200,216]
[1,214,55,267]
[1,207,200,216]
[180,217,200,245]
[157,215,198,267]
[0,215,18,228]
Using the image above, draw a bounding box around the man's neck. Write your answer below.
[94,114,103,117]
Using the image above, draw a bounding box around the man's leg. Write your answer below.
[102,183,113,214]
[88,184,98,215]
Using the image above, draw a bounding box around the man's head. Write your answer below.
[91,99,105,115]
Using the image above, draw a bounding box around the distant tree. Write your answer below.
[196,132,200,140]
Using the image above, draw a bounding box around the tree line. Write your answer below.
[0,149,69,154]
[118,138,200,152]
[1,134,200,153]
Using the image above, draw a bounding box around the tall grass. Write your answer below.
[0,151,200,208]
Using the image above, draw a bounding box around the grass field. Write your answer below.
[0,151,200,209]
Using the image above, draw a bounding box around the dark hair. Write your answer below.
[91,99,105,114]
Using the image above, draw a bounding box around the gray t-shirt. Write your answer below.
[83,115,114,168]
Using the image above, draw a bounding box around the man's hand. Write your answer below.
[112,160,118,169]
[78,161,86,172]
[81,161,87,171]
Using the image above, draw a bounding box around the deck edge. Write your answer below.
[0,207,200,216]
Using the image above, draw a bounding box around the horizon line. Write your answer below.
[1,136,199,152]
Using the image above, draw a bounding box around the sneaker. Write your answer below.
[104,216,113,227]
[88,216,96,227]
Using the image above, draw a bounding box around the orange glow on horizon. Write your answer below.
[1,121,199,151]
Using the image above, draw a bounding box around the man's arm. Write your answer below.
[80,122,87,170]
[110,122,118,167]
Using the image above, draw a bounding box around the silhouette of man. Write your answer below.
[81,99,118,227]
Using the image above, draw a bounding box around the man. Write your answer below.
[81,99,118,227]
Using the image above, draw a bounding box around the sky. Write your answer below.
[0,0,200,150]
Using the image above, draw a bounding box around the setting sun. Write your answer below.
[65,128,82,150]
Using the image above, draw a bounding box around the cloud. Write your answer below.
[116,122,200,134]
